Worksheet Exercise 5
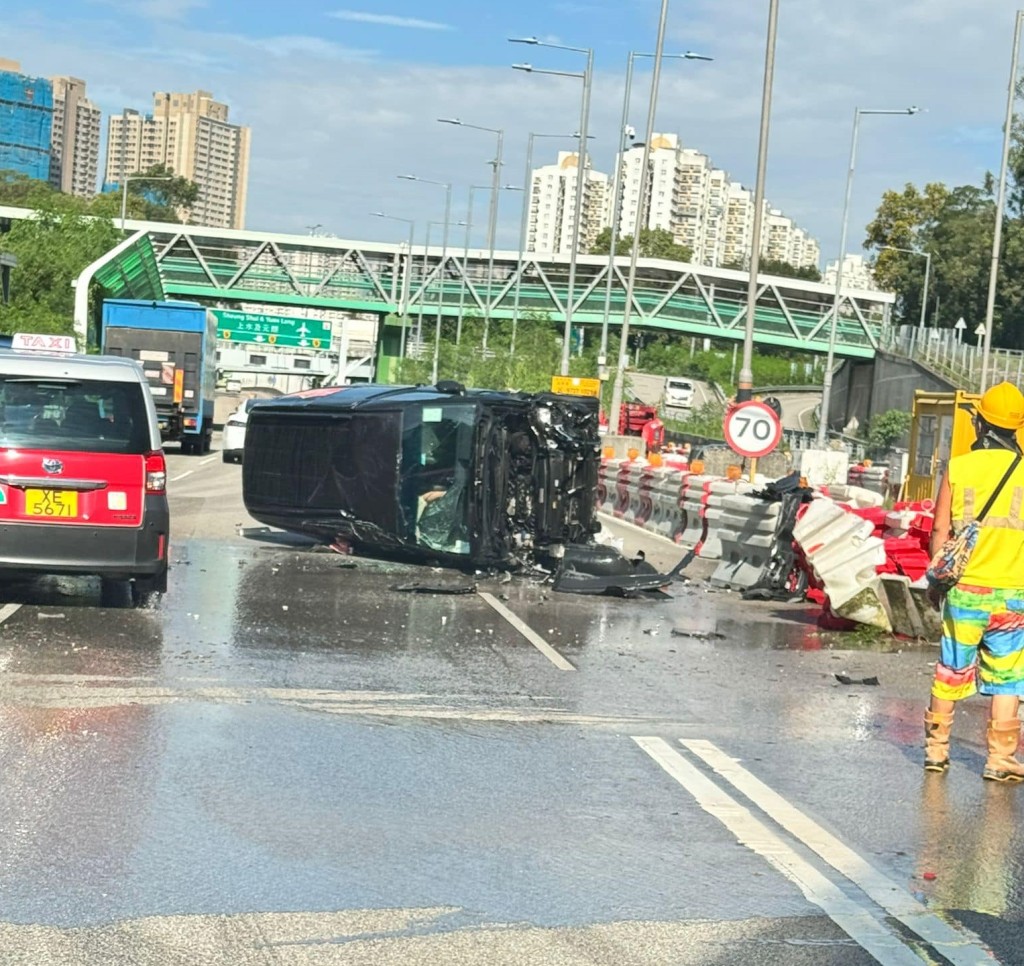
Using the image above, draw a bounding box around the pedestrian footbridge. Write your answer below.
[3,207,896,362]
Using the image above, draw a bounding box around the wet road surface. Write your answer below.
[0,439,1021,964]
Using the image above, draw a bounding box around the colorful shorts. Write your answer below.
[933,585,1024,700]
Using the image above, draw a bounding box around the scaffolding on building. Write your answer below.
[0,69,54,181]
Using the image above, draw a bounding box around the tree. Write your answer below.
[0,170,60,208]
[590,227,692,262]
[0,192,120,336]
[866,409,913,458]
[757,258,822,282]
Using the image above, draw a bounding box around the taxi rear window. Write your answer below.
[0,377,150,454]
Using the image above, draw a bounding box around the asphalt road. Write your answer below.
[0,436,1020,964]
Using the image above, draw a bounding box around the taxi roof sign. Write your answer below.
[550,375,601,398]
[10,332,77,355]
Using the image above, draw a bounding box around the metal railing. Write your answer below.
[880,325,1024,391]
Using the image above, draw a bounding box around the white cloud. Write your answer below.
[327,10,453,31]
[7,0,1024,265]
[90,0,206,21]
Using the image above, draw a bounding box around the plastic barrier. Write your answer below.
[847,463,889,496]
[819,483,884,508]
[613,460,643,519]
[710,494,783,590]
[648,469,687,539]
[677,474,715,549]
[793,497,892,631]
[700,479,758,560]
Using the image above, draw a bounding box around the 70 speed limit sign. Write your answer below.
[723,400,783,459]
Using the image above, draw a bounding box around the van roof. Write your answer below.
[0,351,146,384]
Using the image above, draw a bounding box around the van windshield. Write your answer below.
[0,378,151,454]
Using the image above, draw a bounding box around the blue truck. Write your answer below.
[101,299,217,455]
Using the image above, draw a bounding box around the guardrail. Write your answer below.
[880,325,1024,391]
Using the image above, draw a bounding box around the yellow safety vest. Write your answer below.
[948,449,1024,588]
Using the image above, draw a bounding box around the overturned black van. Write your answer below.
[241,382,683,594]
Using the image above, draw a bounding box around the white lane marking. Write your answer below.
[798,404,817,432]
[171,470,195,482]
[682,739,994,966]
[199,455,218,466]
[477,591,575,671]
[634,737,927,966]
[0,603,22,626]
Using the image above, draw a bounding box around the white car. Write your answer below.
[664,376,695,409]
[221,398,257,463]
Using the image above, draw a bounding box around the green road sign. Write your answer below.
[212,309,333,349]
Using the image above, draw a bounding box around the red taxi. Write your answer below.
[0,342,170,605]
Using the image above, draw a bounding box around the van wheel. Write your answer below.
[131,569,167,608]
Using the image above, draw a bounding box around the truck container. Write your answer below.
[101,299,217,455]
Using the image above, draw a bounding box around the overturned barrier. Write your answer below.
[793,497,892,632]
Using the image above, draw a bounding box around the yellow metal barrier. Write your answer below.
[903,389,1024,502]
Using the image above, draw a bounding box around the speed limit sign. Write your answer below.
[723,400,783,459]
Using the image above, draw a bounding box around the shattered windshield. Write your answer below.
[400,403,476,555]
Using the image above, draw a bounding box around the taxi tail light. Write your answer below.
[183,417,198,428]
[145,451,167,493]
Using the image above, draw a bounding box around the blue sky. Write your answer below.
[4,0,1021,272]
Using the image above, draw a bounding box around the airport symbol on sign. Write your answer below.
[723,400,783,459]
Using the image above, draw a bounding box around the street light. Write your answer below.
[457,183,522,347]
[878,245,932,330]
[737,0,779,405]
[816,105,921,448]
[982,10,1024,392]
[511,36,594,376]
[600,49,713,370]
[371,212,416,358]
[438,118,505,348]
[512,131,588,356]
[398,176,453,383]
[607,0,671,432]
[119,174,173,233]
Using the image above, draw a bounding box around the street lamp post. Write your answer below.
[878,245,932,329]
[982,10,1024,392]
[608,0,671,433]
[458,183,522,348]
[816,105,921,448]
[600,50,713,371]
[370,212,416,359]
[736,0,779,405]
[511,37,594,375]
[119,174,173,233]
[438,119,505,350]
[398,176,453,384]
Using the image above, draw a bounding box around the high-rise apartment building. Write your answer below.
[49,75,101,197]
[824,254,879,291]
[104,90,251,229]
[526,151,608,254]
[0,58,53,182]
[544,131,821,271]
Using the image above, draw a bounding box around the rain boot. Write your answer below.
[924,709,954,773]
[983,719,1024,783]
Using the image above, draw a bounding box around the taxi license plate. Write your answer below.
[25,488,78,518]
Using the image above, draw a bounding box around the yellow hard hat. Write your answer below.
[976,381,1024,431]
